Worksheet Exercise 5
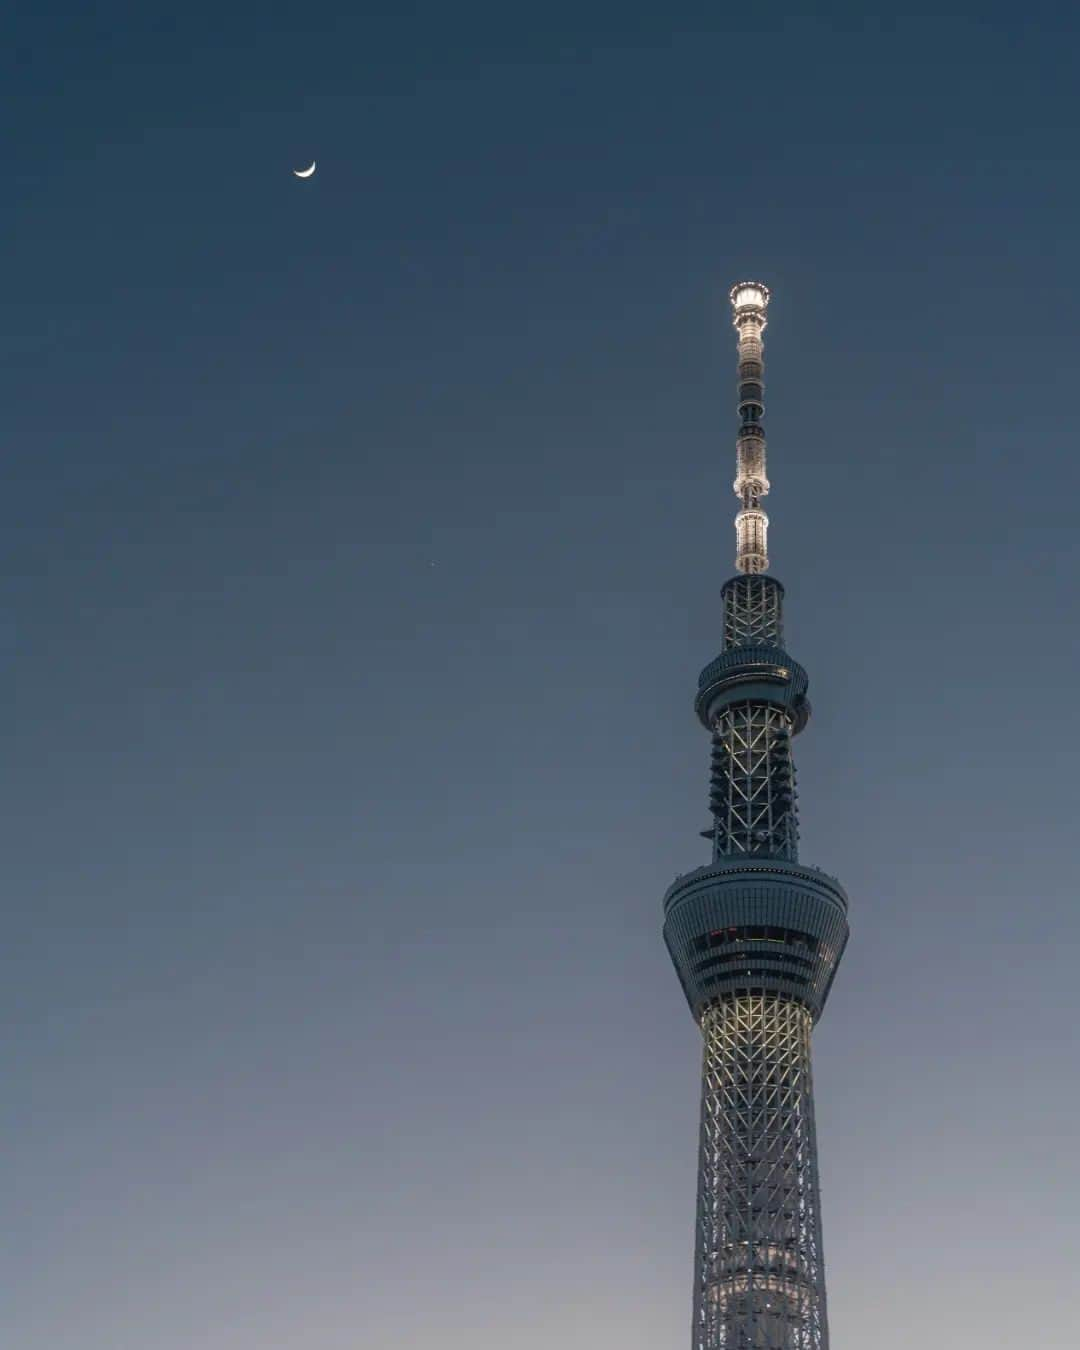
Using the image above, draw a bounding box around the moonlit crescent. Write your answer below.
[293,161,316,179]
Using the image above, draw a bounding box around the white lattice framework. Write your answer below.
[694,996,827,1350]
[722,576,784,649]
[710,704,798,860]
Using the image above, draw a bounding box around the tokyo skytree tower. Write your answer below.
[663,284,849,1350]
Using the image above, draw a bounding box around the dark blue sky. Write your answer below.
[6,6,1080,1348]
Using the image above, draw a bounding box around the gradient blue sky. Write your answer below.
[5,5,1080,1348]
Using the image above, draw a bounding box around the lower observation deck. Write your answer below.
[663,858,848,1021]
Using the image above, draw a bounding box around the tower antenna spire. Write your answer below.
[730,281,771,573]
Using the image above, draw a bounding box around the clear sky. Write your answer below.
[5,5,1080,1348]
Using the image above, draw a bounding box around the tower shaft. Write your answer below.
[663,284,848,1350]
[695,997,826,1350]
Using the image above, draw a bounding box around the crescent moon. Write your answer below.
[293,161,316,179]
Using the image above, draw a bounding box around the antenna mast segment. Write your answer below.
[730,282,771,573]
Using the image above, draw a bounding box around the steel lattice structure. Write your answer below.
[663,284,849,1350]
[722,575,784,648]
[696,998,825,1350]
[709,704,798,860]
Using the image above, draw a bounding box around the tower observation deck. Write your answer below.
[662,284,849,1350]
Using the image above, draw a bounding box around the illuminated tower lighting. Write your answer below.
[663,283,849,1350]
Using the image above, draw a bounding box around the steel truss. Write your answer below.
[694,996,827,1350]
[710,703,798,860]
[722,576,784,649]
